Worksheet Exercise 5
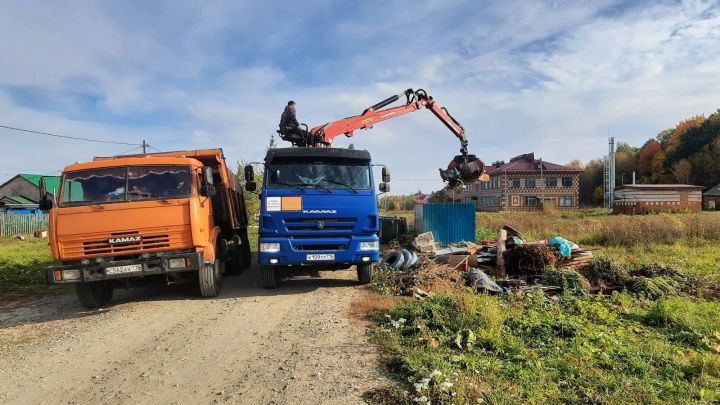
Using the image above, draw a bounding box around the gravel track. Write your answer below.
[0,263,386,404]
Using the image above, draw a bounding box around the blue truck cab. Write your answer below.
[246,147,389,288]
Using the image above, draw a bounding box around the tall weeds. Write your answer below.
[474,212,720,246]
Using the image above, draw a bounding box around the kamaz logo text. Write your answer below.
[302,209,337,214]
[108,236,142,244]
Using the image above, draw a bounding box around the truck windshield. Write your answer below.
[59,165,192,206]
[266,162,371,190]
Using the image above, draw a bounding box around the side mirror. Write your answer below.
[379,183,390,193]
[200,185,216,197]
[39,198,53,211]
[200,166,216,197]
[381,166,391,183]
[38,177,54,210]
[245,181,257,192]
[244,165,254,182]
[202,166,214,186]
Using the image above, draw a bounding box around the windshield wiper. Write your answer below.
[320,178,358,193]
[269,181,307,193]
[302,183,332,192]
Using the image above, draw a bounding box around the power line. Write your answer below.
[116,145,145,155]
[0,124,140,146]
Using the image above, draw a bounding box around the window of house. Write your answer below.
[512,179,520,188]
[526,178,536,188]
[559,196,573,206]
[562,177,573,187]
[546,177,557,187]
[525,196,538,206]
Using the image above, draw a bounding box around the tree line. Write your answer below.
[577,109,720,206]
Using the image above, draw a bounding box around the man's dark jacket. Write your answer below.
[280,105,299,130]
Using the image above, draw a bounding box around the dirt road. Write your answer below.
[0,264,387,404]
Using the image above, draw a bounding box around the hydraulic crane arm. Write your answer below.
[310,89,469,155]
[296,88,485,186]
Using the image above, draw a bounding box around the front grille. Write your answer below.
[294,244,347,251]
[59,226,192,259]
[283,217,356,232]
[83,231,170,255]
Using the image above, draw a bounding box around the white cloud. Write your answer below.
[0,0,719,194]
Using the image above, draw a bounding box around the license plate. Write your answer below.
[105,264,143,275]
[306,254,335,261]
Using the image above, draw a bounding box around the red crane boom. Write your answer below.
[289,89,485,186]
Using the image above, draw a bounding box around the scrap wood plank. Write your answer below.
[433,254,471,271]
[496,228,507,277]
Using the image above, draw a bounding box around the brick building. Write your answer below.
[613,184,703,214]
[704,184,720,211]
[461,153,582,212]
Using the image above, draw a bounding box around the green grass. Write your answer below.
[371,292,720,404]
[369,209,720,403]
[0,237,55,292]
[0,228,259,293]
[597,239,720,284]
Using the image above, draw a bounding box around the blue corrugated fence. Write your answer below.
[414,203,475,244]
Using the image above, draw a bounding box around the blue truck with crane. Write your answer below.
[244,88,485,288]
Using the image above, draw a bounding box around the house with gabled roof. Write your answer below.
[461,153,583,212]
[703,183,720,211]
[0,174,61,212]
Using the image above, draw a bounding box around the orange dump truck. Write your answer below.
[40,149,252,308]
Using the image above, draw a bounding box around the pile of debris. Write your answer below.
[379,226,596,298]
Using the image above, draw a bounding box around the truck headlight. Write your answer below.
[260,243,281,252]
[62,269,81,281]
[360,241,379,250]
[168,258,186,269]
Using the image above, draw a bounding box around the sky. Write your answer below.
[1,0,719,195]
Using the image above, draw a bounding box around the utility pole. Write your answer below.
[540,157,544,211]
[142,140,147,154]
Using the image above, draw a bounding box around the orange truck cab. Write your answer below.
[41,149,251,308]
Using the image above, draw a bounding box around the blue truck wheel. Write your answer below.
[261,266,277,289]
[357,263,373,284]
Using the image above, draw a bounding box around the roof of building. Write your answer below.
[0,195,38,208]
[616,184,704,191]
[0,174,61,196]
[485,153,582,174]
[18,174,61,193]
[704,184,720,196]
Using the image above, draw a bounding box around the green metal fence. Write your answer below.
[0,213,49,237]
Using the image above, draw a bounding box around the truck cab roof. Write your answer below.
[264,147,371,163]
[64,149,227,172]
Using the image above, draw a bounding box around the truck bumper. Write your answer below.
[46,251,203,285]
[258,235,380,266]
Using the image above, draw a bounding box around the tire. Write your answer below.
[399,249,412,269]
[226,230,252,275]
[381,251,405,270]
[405,251,418,269]
[240,229,252,269]
[261,265,277,289]
[75,282,113,309]
[357,263,373,284]
[199,258,223,297]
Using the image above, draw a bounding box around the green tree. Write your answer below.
[237,161,263,225]
[689,138,720,187]
[672,159,692,184]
